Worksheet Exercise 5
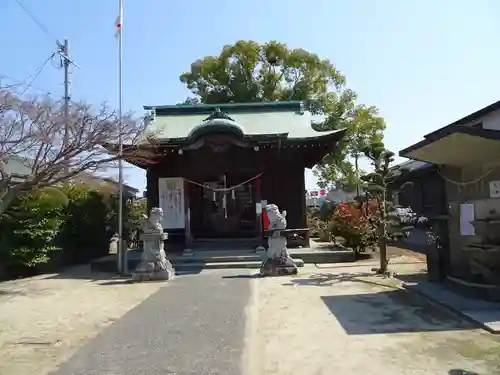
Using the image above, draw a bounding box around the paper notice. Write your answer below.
[460,203,475,222]
[459,220,475,236]
[459,203,475,236]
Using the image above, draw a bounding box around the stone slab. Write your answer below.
[403,280,500,333]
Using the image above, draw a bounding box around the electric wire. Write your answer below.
[1,53,56,96]
[18,53,55,96]
[0,74,60,97]
[14,0,57,42]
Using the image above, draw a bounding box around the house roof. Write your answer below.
[75,172,139,194]
[137,100,344,144]
[1,156,139,194]
[2,155,32,183]
[399,124,500,165]
[391,160,434,173]
[399,99,500,163]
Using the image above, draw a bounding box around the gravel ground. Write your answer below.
[252,258,500,375]
[3,255,499,375]
[49,269,252,375]
[0,265,167,375]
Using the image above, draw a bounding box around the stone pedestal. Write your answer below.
[132,232,175,281]
[260,256,298,276]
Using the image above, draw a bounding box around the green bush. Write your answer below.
[58,185,113,264]
[0,188,68,275]
[0,183,143,279]
[58,184,143,264]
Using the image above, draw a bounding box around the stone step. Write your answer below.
[89,256,304,273]
[89,248,354,273]
[175,258,304,270]
[171,250,263,263]
[172,254,263,264]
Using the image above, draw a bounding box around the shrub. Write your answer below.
[0,188,68,276]
[58,184,143,264]
[330,200,378,254]
[58,184,113,264]
[0,183,144,279]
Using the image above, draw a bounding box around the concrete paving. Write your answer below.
[49,270,252,375]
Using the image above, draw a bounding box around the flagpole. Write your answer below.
[117,0,126,274]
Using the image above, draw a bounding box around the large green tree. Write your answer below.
[314,105,386,194]
[180,40,353,112]
[180,40,385,186]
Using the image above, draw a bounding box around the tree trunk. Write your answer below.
[378,197,388,273]
[379,235,388,273]
[0,188,17,215]
[355,154,360,197]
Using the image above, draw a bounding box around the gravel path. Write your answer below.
[49,270,253,375]
[0,266,166,375]
[253,259,500,375]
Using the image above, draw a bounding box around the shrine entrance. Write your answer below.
[188,172,259,239]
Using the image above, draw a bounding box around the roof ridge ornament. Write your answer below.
[203,108,235,122]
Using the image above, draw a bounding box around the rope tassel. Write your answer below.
[231,189,235,200]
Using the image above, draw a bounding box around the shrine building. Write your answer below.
[107,101,346,249]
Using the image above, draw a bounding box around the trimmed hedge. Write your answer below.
[0,184,145,279]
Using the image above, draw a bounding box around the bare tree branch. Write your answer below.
[0,88,155,212]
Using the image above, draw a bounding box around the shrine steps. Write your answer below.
[188,238,261,251]
[172,250,304,271]
[89,248,355,274]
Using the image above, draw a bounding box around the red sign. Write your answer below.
[310,191,318,197]
[319,189,327,196]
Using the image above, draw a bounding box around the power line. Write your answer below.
[0,53,56,96]
[19,53,55,96]
[0,73,61,98]
[14,0,56,42]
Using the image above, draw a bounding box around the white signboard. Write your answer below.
[158,177,185,229]
[459,203,475,236]
[489,180,500,198]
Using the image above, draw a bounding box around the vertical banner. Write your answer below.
[158,177,186,229]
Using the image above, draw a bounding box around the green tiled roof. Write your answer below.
[138,101,341,143]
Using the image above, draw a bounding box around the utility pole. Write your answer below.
[58,39,79,174]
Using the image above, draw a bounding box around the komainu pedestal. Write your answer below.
[132,207,175,281]
[260,204,298,277]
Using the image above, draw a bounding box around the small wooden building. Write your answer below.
[388,160,448,219]
[109,101,346,248]
[399,99,500,280]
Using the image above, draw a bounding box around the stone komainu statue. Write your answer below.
[260,204,298,276]
[132,207,175,281]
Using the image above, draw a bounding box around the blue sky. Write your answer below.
[1,0,500,193]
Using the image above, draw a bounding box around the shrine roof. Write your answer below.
[137,100,343,144]
[143,100,304,115]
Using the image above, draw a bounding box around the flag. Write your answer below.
[115,1,123,39]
